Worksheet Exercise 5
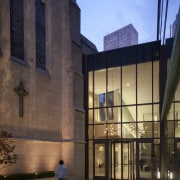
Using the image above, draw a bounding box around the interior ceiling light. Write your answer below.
[126,83,130,87]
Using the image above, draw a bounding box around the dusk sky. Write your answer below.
[76,0,179,51]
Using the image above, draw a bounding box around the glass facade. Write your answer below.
[167,81,180,179]
[87,58,161,179]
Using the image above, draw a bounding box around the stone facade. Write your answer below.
[0,0,85,179]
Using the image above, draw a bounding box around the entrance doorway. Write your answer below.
[111,141,135,180]
[93,140,156,180]
[138,142,152,180]
[94,141,135,180]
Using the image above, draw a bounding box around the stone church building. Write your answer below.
[0,0,96,179]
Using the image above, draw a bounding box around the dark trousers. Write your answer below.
[58,178,65,180]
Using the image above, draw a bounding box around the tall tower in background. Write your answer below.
[104,24,138,51]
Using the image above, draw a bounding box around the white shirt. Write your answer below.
[55,165,68,179]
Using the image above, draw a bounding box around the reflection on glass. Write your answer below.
[137,62,152,103]
[95,144,105,176]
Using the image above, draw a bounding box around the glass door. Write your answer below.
[174,140,180,180]
[112,141,135,180]
[94,143,108,179]
[138,142,152,180]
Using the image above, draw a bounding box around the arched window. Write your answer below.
[10,0,24,61]
[35,0,46,70]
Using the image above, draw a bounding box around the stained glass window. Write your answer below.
[35,0,46,70]
[10,0,24,60]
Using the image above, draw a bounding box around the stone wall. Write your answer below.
[0,0,85,179]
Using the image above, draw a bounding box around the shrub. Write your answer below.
[0,171,54,180]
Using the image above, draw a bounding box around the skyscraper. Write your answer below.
[104,24,138,51]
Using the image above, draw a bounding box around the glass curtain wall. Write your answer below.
[167,81,180,180]
[88,60,160,179]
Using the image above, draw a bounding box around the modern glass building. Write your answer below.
[84,10,180,178]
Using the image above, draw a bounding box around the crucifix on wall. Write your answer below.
[14,81,29,117]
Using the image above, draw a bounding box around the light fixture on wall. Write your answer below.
[126,83,130,87]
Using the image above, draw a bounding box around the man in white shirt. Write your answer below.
[55,160,68,180]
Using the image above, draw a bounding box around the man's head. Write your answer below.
[59,160,64,165]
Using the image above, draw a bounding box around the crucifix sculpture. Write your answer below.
[14,81,29,117]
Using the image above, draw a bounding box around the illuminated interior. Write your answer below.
[88,58,160,179]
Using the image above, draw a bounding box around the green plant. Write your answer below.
[0,129,18,168]
[0,171,54,180]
